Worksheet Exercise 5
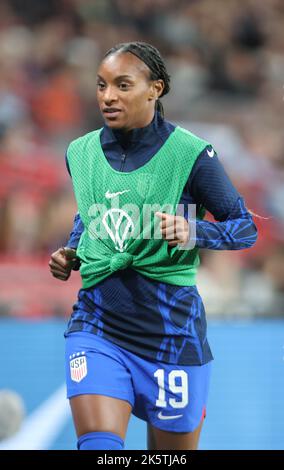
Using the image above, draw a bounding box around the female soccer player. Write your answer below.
[49,42,257,450]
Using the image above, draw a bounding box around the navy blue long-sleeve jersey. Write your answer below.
[65,112,257,365]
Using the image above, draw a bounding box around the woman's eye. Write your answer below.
[97,82,105,90]
[119,83,129,90]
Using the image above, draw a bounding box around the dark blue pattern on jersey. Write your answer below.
[67,212,84,251]
[192,197,257,250]
[66,271,212,365]
[156,284,205,363]
[65,112,257,365]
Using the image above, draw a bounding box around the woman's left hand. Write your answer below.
[155,212,190,247]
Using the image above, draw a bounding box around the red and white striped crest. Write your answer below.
[70,354,87,383]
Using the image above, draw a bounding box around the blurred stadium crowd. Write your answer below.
[0,0,283,317]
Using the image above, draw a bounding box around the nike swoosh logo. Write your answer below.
[105,189,130,199]
[207,148,215,158]
[157,411,183,420]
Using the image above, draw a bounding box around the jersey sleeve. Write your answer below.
[183,146,258,250]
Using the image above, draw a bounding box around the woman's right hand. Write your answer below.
[49,247,78,281]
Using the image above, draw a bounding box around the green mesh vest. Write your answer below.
[67,126,209,289]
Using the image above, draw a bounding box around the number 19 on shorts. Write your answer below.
[154,369,188,409]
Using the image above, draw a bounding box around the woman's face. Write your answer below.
[96,52,163,131]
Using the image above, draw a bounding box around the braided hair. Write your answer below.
[103,42,171,118]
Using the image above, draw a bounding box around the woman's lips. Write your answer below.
[103,108,121,119]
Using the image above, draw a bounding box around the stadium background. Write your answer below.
[0,0,283,449]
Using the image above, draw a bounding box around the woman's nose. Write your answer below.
[103,86,118,104]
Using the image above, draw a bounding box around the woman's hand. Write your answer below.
[49,247,78,281]
[155,212,190,247]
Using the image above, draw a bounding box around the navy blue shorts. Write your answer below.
[65,332,212,433]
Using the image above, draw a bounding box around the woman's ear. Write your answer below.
[154,79,164,99]
[148,80,164,101]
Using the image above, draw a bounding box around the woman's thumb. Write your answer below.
[63,247,77,260]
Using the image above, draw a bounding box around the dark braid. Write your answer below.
[103,42,171,118]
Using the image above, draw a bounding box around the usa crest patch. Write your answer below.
[70,352,87,383]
